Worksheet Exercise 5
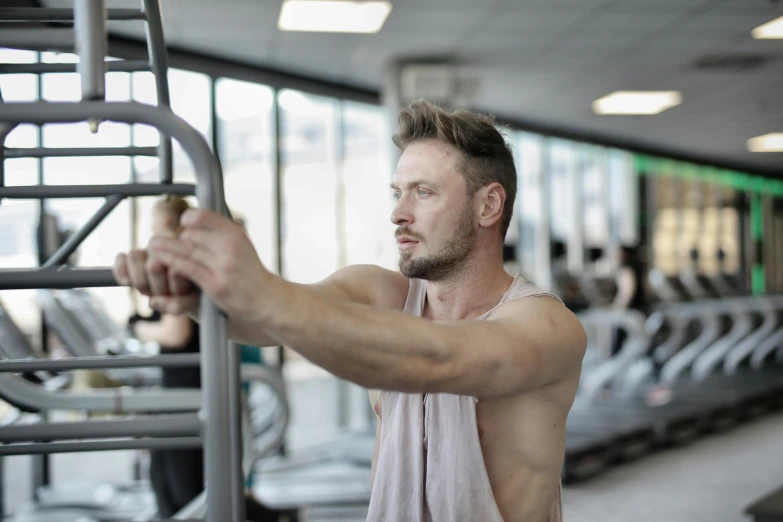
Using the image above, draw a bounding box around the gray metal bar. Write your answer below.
[227,342,245,522]
[5,146,158,158]
[201,296,233,522]
[0,100,230,522]
[0,414,199,443]
[0,353,200,373]
[0,183,195,199]
[0,437,202,456]
[141,0,173,184]
[74,0,107,103]
[0,8,145,21]
[0,268,115,290]
[0,29,75,51]
[43,195,122,269]
[0,61,150,75]
[0,372,201,413]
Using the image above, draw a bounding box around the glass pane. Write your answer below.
[131,69,212,183]
[582,146,608,248]
[216,78,277,273]
[342,101,396,269]
[279,89,339,284]
[516,132,545,286]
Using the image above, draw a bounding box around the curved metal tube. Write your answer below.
[723,298,780,374]
[691,302,753,381]
[660,312,722,385]
[578,309,648,399]
[751,327,783,370]
[0,372,200,413]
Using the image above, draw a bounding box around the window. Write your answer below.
[216,78,277,272]
[341,101,396,269]
[279,89,339,284]
[582,145,608,248]
[516,133,549,289]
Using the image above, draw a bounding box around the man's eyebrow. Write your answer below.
[390,180,431,190]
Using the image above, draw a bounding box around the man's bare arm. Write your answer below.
[254,280,586,398]
[168,264,404,346]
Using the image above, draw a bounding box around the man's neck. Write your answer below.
[423,258,514,322]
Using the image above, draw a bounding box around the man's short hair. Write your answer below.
[392,100,517,238]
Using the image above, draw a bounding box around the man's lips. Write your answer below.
[396,236,420,248]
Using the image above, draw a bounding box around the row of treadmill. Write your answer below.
[563,266,783,483]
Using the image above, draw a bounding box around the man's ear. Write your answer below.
[477,182,506,229]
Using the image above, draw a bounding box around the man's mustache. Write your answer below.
[395,228,424,242]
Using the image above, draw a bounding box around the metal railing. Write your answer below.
[0,2,242,521]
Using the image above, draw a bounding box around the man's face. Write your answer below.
[390,140,477,281]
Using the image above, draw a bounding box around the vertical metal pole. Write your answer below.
[34,52,51,492]
[141,0,173,184]
[273,90,286,408]
[211,78,220,162]
[199,298,234,522]
[74,0,107,103]
[227,342,245,522]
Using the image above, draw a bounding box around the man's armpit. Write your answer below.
[368,389,382,420]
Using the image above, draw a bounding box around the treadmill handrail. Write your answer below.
[723,297,782,374]
[660,311,722,385]
[691,302,754,381]
[751,326,783,370]
[578,308,648,399]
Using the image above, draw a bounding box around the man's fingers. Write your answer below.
[145,255,170,296]
[178,228,226,256]
[180,208,224,231]
[149,235,215,269]
[113,253,130,286]
[149,296,192,315]
[153,249,215,295]
[169,271,194,297]
[127,249,151,295]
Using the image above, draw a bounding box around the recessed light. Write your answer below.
[747,133,783,152]
[752,16,783,39]
[592,91,682,115]
[278,0,392,33]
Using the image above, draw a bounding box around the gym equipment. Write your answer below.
[0,3,245,521]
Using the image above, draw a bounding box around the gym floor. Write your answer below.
[4,362,782,522]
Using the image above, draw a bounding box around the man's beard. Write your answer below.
[398,205,476,282]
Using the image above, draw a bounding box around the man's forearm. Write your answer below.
[257,276,453,390]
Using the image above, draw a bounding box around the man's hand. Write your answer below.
[145,209,275,322]
[114,247,199,315]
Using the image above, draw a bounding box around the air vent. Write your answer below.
[691,54,769,72]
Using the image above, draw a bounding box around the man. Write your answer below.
[114,101,586,522]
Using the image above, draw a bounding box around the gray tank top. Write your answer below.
[366,275,564,522]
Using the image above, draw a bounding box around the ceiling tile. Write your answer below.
[483,11,588,35]
[672,12,779,37]
[500,0,612,13]
[573,12,687,37]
